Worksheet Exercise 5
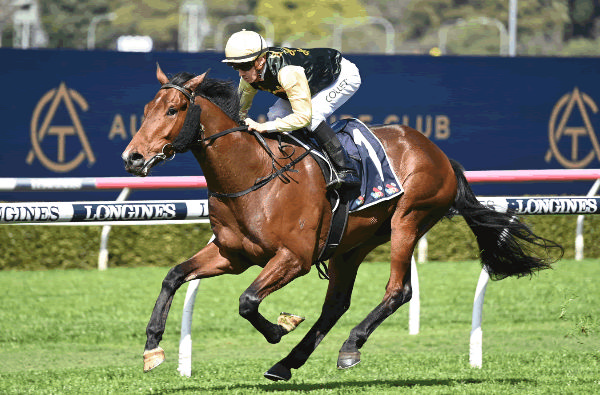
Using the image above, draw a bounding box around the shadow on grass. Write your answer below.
[153,377,533,393]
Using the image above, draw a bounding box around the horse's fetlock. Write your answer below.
[340,339,358,353]
[347,329,368,349]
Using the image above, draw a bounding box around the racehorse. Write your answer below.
[122,65,563,381]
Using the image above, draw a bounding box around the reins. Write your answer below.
[205,127,312,198]
[200,125,248,144]
[160,82,312,199]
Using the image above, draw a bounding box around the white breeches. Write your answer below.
[266,57,361,131]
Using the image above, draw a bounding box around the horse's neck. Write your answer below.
[192,127,271,195]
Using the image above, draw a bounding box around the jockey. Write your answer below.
[222,29,361,189]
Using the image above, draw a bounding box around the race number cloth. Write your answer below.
[331,119,404,212]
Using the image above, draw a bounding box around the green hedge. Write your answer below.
[2,215,599,271]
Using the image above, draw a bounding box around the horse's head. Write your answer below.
[122,64,208,176]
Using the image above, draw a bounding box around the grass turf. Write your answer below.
[0,259,598,394]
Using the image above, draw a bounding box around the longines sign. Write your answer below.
[0,200,209,223]
[480,197,600,215]
[2,49,600,200]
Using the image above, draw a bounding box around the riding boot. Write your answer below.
[313,121,361,189]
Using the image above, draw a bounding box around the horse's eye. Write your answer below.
[167,107,178,116]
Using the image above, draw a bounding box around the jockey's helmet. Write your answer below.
[222,30,267,64]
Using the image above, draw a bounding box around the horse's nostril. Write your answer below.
[125,152,145,169]
[130,152,144,163]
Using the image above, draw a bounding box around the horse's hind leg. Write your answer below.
[338,202,449,368]
[143,242,248,372]
[264,248,368,381]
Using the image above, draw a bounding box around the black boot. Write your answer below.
[313,121,361,189]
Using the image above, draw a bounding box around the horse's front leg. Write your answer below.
[264,247,368,381]
[238,248,310,344]
[143,242,248,372]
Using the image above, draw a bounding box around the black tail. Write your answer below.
[449,159,564,280]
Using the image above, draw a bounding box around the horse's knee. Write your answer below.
[239,288,261,319]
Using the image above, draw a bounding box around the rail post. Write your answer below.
[575,178,600,260]
[98,187,131,270]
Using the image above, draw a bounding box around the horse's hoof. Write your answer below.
[264,362,292,381]
[337,351,361,369]
[143,347,165,372]
[277,312,305,333]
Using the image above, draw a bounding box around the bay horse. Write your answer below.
[122,65,562,381]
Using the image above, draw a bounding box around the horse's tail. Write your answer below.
[448,159,564,280]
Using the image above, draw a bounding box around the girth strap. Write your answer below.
[314,189,351,280]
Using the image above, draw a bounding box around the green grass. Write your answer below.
[1,260,599,394]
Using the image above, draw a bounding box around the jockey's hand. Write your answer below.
[245,118,269,132]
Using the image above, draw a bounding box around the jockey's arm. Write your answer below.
[246,66,312,133]
[238,78,257,120]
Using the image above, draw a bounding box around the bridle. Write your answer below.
[138,83,197,175]
[160,82,195,101]
[150,82,312,198]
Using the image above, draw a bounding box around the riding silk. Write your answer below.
[331,119,404,212]
[250,47,342,99]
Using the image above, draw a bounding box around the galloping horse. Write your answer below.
[122,65,562,381]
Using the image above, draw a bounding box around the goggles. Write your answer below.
[230,61,255,71]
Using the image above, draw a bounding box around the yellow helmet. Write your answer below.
[222,30,267,63]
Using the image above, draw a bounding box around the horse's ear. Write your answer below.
[183,70,209,91]
[156,63,169,85]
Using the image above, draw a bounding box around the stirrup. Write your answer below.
[326,177,342,190]
[326,170,360,190]
[338,170,361,186]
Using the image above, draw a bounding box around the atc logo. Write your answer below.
[546,87,600,168]
[27,82,95,172]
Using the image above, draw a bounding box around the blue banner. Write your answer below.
[1,48,599,201]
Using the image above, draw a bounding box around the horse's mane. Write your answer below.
[169,72,241,124]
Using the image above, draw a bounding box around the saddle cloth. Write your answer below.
[329,119,404,212]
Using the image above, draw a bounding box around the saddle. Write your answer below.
[286,118,404,277]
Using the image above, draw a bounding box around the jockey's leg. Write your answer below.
[313,121,360,189]
[309,58,361,189]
